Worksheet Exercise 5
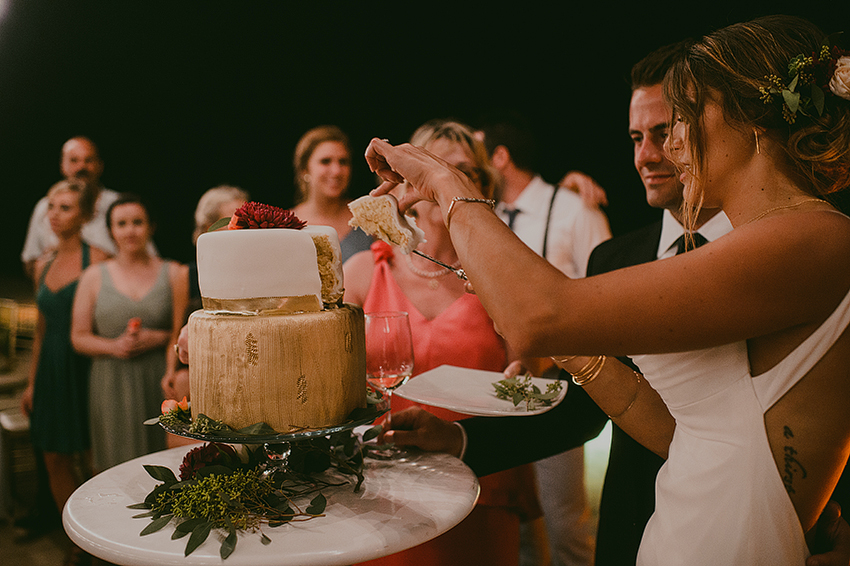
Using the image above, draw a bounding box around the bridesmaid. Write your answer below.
[72,193,188,472]
[21,179,110,565]
[292,125,373,262]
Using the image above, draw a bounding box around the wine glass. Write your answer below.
[364,311,414,459]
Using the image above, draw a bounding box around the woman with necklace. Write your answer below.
[72,193,188,472]
[364,15,850,564]
[345,120,540,566]
[22,180,109,566]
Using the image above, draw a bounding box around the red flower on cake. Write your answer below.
[178,442,238,481]
[227,202,306,230]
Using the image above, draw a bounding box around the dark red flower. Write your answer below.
[178,442,238,480]
[227,202,306,230]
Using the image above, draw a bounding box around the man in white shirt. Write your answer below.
[21,137,124,279]
[480,118,611,566]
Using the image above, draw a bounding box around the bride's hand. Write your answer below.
[365,138,483,213]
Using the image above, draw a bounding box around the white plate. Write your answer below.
[393,365,567,417]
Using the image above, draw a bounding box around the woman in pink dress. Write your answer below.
[344,119,540,566]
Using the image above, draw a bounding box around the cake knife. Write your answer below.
[412,250,468,281]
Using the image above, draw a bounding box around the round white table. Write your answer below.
[63,446,479,566]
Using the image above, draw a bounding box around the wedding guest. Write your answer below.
[479,113,611,566]
[21,136,156,280]
[292,125,373,262]
[72,193,188,471]
[364,15,850,563]
[345,119,541,566]
[161,185,249,408]
[20,179,110,565]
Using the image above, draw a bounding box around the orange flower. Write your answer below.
[177,396,189,411]
[161,399,178,414]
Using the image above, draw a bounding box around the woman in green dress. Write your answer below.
[21,179,110,564]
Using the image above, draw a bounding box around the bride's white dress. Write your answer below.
[631,285,850,565]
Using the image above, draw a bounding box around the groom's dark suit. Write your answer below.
[462,220,666,566]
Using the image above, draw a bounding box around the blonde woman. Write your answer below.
[346,120,541,566]
[21,179,109,565]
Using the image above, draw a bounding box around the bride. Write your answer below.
[363,15,850,564]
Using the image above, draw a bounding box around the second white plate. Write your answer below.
[393,365,566,417]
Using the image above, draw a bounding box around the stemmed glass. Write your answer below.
[364,311,414,459]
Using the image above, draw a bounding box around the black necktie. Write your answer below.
[504,208,521,230]
[674,232,709,255]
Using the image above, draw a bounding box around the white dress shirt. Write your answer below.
[495,175,611,279]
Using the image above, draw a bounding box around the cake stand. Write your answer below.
[158,403,388,473]
[63,445,480,566]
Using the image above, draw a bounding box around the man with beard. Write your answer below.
[21,136,155,279]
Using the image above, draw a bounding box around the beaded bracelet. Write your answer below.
[445,197,496,229]
[569,355,607,386]
[608,371,642,419]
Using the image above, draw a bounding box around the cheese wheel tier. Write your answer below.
[188,304,366,433]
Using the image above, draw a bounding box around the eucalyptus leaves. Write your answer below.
[759,33,848,125]
[129,435,366,559]
[492,374,563,411]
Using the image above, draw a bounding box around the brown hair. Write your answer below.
[664,15,850,228]
[293,125,350,204]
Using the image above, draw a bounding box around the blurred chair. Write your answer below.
[0,299,18,374]
[0,407,36,520]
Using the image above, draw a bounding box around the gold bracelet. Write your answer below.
[550,355,578,369]
[570,355,607,386]
[445,197,496,230]
[608,371,642,419]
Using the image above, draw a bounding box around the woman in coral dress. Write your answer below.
[344,120,540,566]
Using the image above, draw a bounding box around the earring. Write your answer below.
[753,128,760,155]
[303,174,311,184]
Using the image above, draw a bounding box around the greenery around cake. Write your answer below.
[133,392,384,559]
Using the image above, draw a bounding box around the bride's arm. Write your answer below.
[365,139,850,358]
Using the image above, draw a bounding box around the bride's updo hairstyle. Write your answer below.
[664,15,850,227]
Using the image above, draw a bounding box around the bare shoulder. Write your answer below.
[78,260,105,292]
[167,260,189,278]
[89,246,111,264]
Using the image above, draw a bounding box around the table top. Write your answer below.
[64,445,479,566]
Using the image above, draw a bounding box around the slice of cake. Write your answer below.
[189,203,365,433]
[348,194,425,254]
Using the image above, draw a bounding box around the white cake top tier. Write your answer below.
[196,226,342,314]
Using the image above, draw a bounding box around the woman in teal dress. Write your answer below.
[21,179,110,564]
[72,193,188,472]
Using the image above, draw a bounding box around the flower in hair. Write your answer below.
[758,32,849,124]
[831,55,850,101]
[226,201,306,230]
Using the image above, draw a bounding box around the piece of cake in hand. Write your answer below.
[348,194,425,254]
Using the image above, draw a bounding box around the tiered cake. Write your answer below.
[188,203,366,433]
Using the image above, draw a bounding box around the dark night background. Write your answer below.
[0,1,846,297]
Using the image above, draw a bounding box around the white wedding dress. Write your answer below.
[631,284,850,565]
